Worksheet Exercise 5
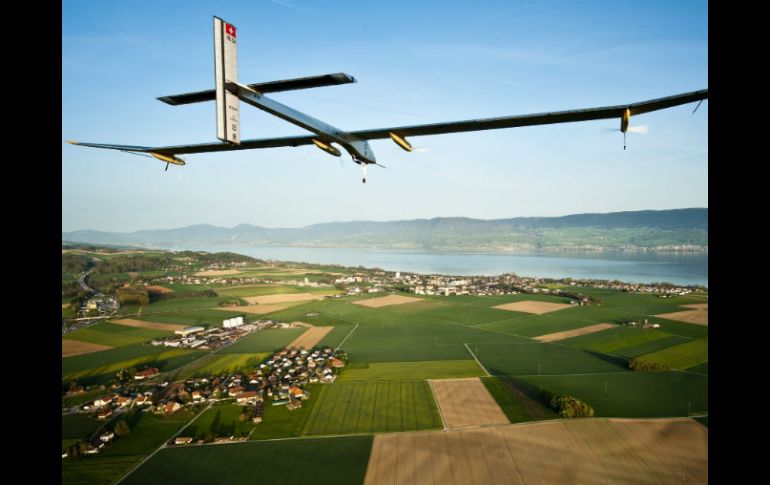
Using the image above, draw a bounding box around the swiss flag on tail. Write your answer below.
[225,23,236,37]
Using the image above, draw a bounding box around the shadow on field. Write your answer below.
[583,350,630,369]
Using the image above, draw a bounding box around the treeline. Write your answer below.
[62,281,83,298]
[148,289,218,303]
[92,254,176,274]
[62,254,91,273]
[174,251,259,265]
[542,391,595,418]
[116,288,149,307]
[629,358,670,372]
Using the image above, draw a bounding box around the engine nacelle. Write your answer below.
[149,152,186,165]
[389,132,413,152]
[620,108,631,133]
[312,139,341,157]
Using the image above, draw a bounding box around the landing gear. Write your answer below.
[165,162,170,171]
[361,163,368,184]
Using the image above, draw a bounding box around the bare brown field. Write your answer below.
[364,418,707,485]
[430,378,509,429]
[127,272,139,278]
[656,305,708,326]
[493,300,572,314]
[214,303,295,315]
[144,285,174,294]
[112,319,187,331]
[62,339,113,357]
[243,293,320,305]
[287,325,334,349]
[534,323,616,342]
[62,303,71,309]
[194,269,243,277]
[351,294,423,308]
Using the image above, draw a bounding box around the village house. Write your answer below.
[235,391,260,404]
[164,401,182,415]
[134,367,160,380]
[100,431,115,443]
[97,408,113,420]
[174,437,194,445]
[228,386,245,397]
[94,394,116,407]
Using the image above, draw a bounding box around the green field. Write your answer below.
[64,322,171,347]
[687,361,708,375]
[62,414,103,442]
[140,295,236,312]
[522,371,708,418]
[121,435,373,485]
[596,291,707,314]
[302,380,442,435]
[478,306,626,338]
[383,298,522,325]
[184,404,257,439]
[475,341,629,376]
[61,408,199,485]
[62,388,103,410]
[220,328,305,353]
[214,284,309,297]
[644,317,709,339]
[606,334,693,359]
[63,345,205,384]
[558,326,667,353]
[634,338,708,370]
[480,376,558,423]
[337,360,483,382]
[193,352,270,375]
[316,324,355,348]
[249,384,321,440]
[133,309,243,327]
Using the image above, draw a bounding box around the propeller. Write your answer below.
[602,125,649,134]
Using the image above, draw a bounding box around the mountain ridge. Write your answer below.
[63,208,708,252]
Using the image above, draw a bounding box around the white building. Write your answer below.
[223,316,244,328]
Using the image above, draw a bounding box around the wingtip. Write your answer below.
[65,140,79,145]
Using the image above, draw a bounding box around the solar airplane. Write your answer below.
[68,17,709,183]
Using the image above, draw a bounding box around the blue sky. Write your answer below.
[62,0,707,232]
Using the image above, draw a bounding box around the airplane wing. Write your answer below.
[157,73,356,106]
[67,135,318,155]
[68,89,706,156]
[351,89,708,140]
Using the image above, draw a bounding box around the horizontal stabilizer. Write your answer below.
[158,72,356,106]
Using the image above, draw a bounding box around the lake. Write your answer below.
[179,245,707,287]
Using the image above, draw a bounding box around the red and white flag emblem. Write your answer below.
[225,23,236,37]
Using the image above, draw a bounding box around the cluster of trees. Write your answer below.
[218,298,247,307]
[629,358,670,372]
[115,367,137,382]
[543,392,595,418]
[149,288,218,303]
[65,419,130,458]
[62,254,91,273]
[93,254,176,274]
[62,282,85,298]
[179,251,258,265]
[116,288,149,307]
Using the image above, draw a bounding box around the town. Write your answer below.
[63,343,346,457]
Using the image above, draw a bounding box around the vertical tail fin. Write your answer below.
[214,16,240,145]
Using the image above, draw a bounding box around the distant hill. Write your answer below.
[62,208,708,252]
